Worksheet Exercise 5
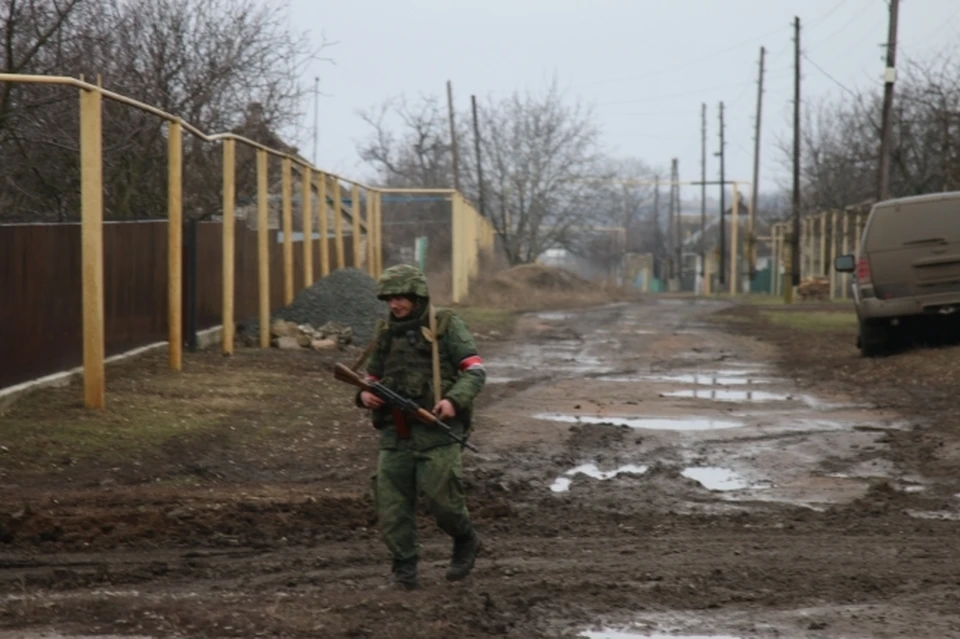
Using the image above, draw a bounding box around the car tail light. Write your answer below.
[856,256,871,283]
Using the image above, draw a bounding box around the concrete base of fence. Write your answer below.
[0,325,223,414]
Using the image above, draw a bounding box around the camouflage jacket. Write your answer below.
[363,304,485,450]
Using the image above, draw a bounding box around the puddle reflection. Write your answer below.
[681,467,750,491]
[664,389,790,402]
[535,413,744,431]
[646,373,772,386]
[551,463,650,492]
[582,632,740,639]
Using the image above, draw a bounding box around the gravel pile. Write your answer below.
[241,268,387,344]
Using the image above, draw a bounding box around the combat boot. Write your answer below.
[445,532,482,581]
[391,557,419,590]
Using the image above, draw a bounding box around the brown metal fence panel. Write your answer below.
[2,220,362,390]
[0,224,83,389]
[1,221,169,390]
[104,221,168,351]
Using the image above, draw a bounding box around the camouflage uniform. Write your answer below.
[361,265,485,588]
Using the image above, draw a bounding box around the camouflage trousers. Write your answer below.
[374,443,474,561]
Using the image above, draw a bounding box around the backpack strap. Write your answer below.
[428,305,442,405]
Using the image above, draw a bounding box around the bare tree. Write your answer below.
[474,83,604,264]
[775,47,960,219]
[0,0,329,222]
[357,95,457,188]
[357,82,608,265]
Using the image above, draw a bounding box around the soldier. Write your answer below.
[357,264,485,590]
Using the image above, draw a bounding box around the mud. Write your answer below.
[3,298,960,637]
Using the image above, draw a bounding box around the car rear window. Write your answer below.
[865,198,960,251]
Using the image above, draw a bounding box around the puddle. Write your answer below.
[551,462,649,492]
[799,394,872,411]
[534,413,744,431]
[682,467,751,491]
[490,343,616,376]
[536,311,572,321]
[642,373,772,386]
[906,510,960,521]
[663,389,790,403]
[486,375,519,384]
[582,632,740,639]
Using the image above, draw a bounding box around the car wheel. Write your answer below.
[858,318,889,357]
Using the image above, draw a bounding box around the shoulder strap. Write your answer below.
[351,318,390,372]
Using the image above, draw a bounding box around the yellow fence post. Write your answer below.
[783,230,793,304]
[333,177,345,269]
[819,212,827,278]
[452,194,464,303]
[829,211,838,300]
[841,212,850,300]
[318,172,329,277]
[375,191,384,276]
[352,183,362,268]
[771,225,779,296]
[800,218,808,279]
[257,149,270,348]
[366,189,376,275]
[222,139,236,356]
[302,166,313,287]
[167,119,183,371]
[808,217,816,277]
[80,83,105,409]
[282,157,294,305]
[773,224,783,296]
[729,182,739,296]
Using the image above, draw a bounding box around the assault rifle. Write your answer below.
[333,362,479,453]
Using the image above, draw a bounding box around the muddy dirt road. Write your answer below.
[3,298,960,638]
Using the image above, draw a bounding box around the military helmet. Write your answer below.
[376,264,430,299]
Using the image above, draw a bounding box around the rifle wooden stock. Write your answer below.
[333,362,479,453]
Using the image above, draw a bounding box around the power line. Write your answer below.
[597,80,757,107]
[805,0,854,30]
[905,5,960,47]
[581,23,792,89]
[801,52,861,100]
[805,0,877,48]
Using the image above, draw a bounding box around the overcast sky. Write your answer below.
[286,0,960,196]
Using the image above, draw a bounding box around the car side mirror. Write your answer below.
[834,254,855,273]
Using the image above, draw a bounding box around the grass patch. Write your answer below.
[1,394,226,470]
[760,309,857,332]
[0,349,350,474]
[454,306,518,335]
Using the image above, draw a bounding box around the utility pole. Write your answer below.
[749,46,765,281]
[877,0,900,201]
[446,80,460,191]
[312,77,320,166]
[717,101,726,285]
[700,103,707,278]
[471,95,486,216]
[672,158,681,285]
[792,17,802,288]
